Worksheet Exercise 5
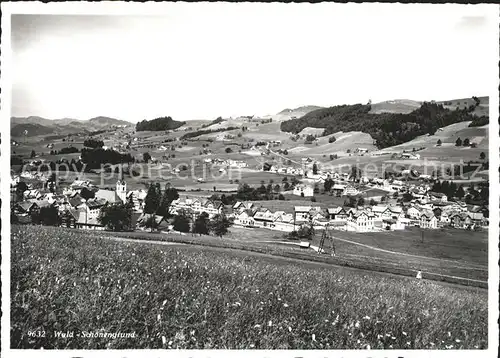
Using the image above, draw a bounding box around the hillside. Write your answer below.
[11,123,53,137]
[280,102,487,149]
[369,99,422,114]
[88,116,131,127]
[11,116,133,137]
[135,116,186,132]
[278,106,323,115]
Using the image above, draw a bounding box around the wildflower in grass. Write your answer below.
[312,334,316,342]
[363,315,370,320]
[407,342,411,346]
[162,336,167,345]
[430,342,435,346]
[354,321,360,328]
[402,331,407,336]
[250,344,255,348]
[283,303,289,308]
[288,327,292,332]
[455,339,461,343]
[147,291,150,296]
[391,336,396,340]
[254,324,261,329]
[157,314,161,322]
[357,339,360,344]
[162,299,167,306]
[268,320,272,327]
[366,344,371,349]
[446,345,454,349]
[448,331,451,337]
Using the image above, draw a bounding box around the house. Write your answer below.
[331,184,346,196]
[14,201,40,216]
[253,209,275,228]
[60,208,78,228]
[327,207,347,220]
[407,206,421,219]
[273,213,295,232]
[401,152,420,159]
[450,213,474,229]
[294,206,321,223]
[292,184,314,197]
[95,189,122,204]
[77,198,107,221]
[343,184,359,196]
[370,205,391,219]
[420,211,438,229]
[389,206,405,220]
[347,210,375,232]
[427,192,448,202]
[202,199,224,218]
[74,210,105,230]
[233,209,256,227]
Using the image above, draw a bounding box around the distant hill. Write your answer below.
[369,99,422,114]
[135,116,186,132]
[10,116,133,137]
[11,123,53,137]
[277,105,324,116]
[88,116,131,127]
[280,101,487,149]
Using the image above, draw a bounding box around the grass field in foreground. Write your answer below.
[11,225,487,349]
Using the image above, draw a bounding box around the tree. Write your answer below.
[369,199,377,206]
[310,197,317,202]
[157,184,179,217]
[192,212,210,235]
[39,206,60,226]
[329,136,337,143]
[80,187,95,201]
[143,152,152,163]
[392,191,399,199]
[225,147,233,153]
[98,203,132,231]
[209,213,233,237]
[455,137,462,147]
[30,150,36,158]
[357,197,365,207]
[456,185,465,199]
[144,183,161,214]
[144,215,159,232]
[15,181,28,201]
[351,166,362,181]
[479,152,486,160]
[173,211,191,233]
[463,138,470,147]
[436,139,442,146]
[312,163,318,175]
[278,194,285,200]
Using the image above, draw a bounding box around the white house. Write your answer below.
[293,184,314,197]
[347,211,375,232]
[420,211,438,229]
[407,206,422,219]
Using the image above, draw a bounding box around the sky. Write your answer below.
[10,3,497,123]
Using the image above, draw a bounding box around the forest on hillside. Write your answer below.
[280,102,488,148]
[136,116,186,131]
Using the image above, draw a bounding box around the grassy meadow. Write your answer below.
[11,225,487,349]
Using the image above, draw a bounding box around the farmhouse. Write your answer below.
[427,192,448,202]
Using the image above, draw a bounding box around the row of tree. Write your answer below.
[83,139,104,148]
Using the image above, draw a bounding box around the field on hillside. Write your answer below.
[11,225,487,349]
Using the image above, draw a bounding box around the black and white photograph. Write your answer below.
[1,2,499,357]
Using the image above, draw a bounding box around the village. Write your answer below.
[10,158,488,236]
